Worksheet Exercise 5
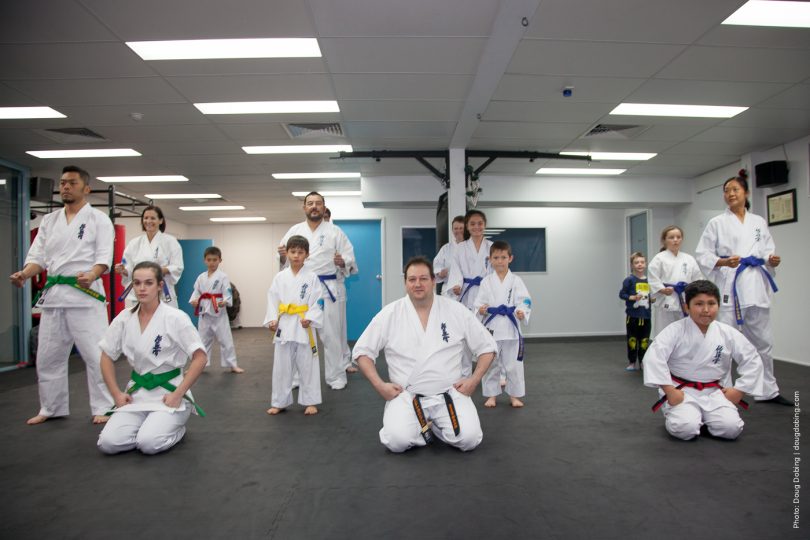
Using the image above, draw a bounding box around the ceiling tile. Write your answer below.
[56,104,209,126]
[657,46,810,83]
[483,101,613,123]
[492,75,645,102]
[720,108,810,130]
[0,0,118,42]
[475,121,592,140]
[320,38,486,74]
[0,43,154,79]
[340,101,463,122]
[165,74,336,102]
[698,25,810,50]
[5,78,186,106]
[332,74,473,101]
[148,58,327,77]
[757,84,810,109]
[343,121,456,139]
[627,79,791,107]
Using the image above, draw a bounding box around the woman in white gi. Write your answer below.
[97,261,207,455]
[433,215,465,293]
[695,171,791,406]
[644,280,765,440]
[115,205,184,308]
[444,209,493,377]
[647,225,703,337]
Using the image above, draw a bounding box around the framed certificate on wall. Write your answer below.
[767,188,797,226]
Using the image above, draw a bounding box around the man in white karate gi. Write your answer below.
[279,192,356,390]
[354,256,497,453]
[10,165,114,425]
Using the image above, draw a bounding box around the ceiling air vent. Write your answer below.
[581,124,648,140]
[283,122,344,139]
[35,127,107,144]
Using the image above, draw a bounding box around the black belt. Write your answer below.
[412,392,460,443]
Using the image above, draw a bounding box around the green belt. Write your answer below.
[32,274,106,306]
[105,368,206,417]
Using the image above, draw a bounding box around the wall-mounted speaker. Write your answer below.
[755,161,789,187]
[30,177,54,202]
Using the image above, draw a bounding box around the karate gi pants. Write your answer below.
[35,305,113,417]
[97,407,191,455]
[272,342,322,408]
[660,389,744,440]
[321,297,348,389]
[717,307,779,400]
[482,339,524,398]
[198,313,238,369]
[379,388,483,453]
[652,308,684,338]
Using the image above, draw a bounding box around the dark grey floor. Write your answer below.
[0,329,806,540]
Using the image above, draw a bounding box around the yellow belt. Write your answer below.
[278,303,317,354]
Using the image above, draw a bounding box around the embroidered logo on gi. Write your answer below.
[754,228,761,242]
[713,345,723,364]
[507,288,513,304]
[152,335,163,356]
[77,224,86,239]
[212,279,220,290]
[154,247,159,259]
[441,323,449,342]
[318,234,325,247]
[300,283,309,300]
[681,262,687,274]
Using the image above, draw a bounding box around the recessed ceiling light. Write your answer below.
[244,145,353,154]
[179,205,246,211]
[723,0,810,28]
[536,168,626,175]
[97,175,189,183]
[291,191,362,197]
[145,193,221,200]
[26,148,142,158]
[126,38,321,60]
[610,103,747,118]
[560,152,657,161]
[0,106,66,119]
[195,101,339,115]
[209,217,267,222]
[272,172,361,180]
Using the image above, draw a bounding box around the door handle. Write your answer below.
[375,274,382,280]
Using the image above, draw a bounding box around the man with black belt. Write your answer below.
[353,256,496,453]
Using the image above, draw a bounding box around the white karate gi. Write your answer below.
[189,269,238,369]
[340,259,359,367]
[695,209,779,399]
[474,271,532,398]
[353,295,497,453]
[97,303,205,455]
[264,268,324,408]
[121,231,184,308]
[280,221,355,389]
[433,240,458,286]
[644,317,765,440]
[26,203,114,417]
[647,250,703,337]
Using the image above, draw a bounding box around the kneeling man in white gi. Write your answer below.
[644,279,765,441]
[354,256,496,453]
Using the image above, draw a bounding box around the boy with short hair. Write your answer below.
[644,280,765,440]
[190,246,244,373]
[264,235,324,415]
[619,252,652,371]
[474,241,532,408]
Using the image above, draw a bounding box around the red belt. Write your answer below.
[195,293,223,316]
[651,375,749,413]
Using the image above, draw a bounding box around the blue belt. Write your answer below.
[318,273,338,302]
[663,281,689,317]
[730,256,778,325]
[459,276,482,303]
[484,304,524,361]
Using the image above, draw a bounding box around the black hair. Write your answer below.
[463,209,487,240]
[685,279,720,305]
[204,246,222,259]
[403,256,435,280]
[286,235,310,254]
[303,191,325,205]
[723,169,751,211]
[141,205,166,232]
[324,207,332,218]
[62,165,90,185]
[129,261,164,312]
[490,240,512,256]
[451,215,465,225]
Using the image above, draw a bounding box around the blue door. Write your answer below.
[334,220,382,340]
[176,239,214,325]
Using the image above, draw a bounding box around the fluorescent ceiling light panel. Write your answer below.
[723,1,810,28]
[292,191,361,197]
[610,103,747,118]
[97,175,189,183]
[195,101,339,115]
[560,152,656,160]
[145,193,221,199]
[536,168,626,176]
[179,205,245,211]
[126,38,321,60]
[272,172,361,180]
[0,106,66,119]
[244,145,352,154]
[0,179,6,186]
[26,148,141,159]
[210,217,267,223]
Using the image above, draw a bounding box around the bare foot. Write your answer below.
[92,415,110,424]
[266,407,284,415]
[304,406,319,415]
[346,366,358,373]
[230,367,245,374]
[26,414,49,425]
[484,397,497,408]
[510,397,524,408]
